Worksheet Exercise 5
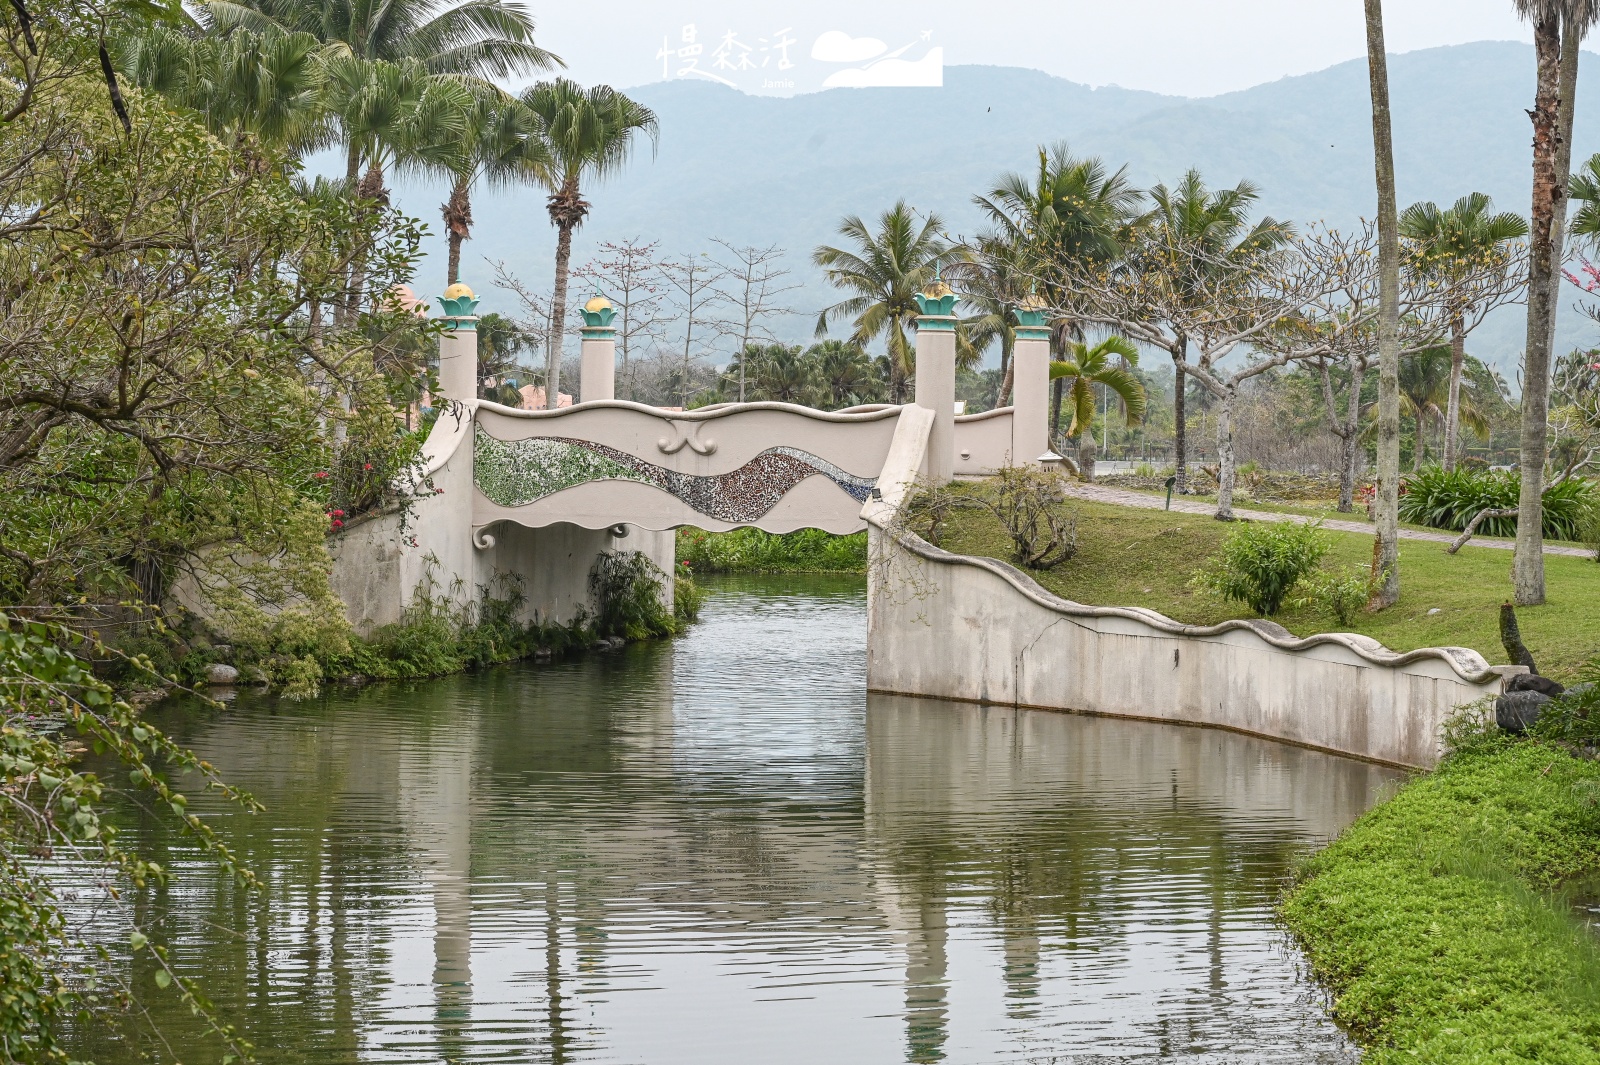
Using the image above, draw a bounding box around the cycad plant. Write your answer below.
[1049,335,1147,480]
[1399,193,1527,470]
[520,78,658,408]
[814,201,950,402]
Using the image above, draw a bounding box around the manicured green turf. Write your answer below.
[937,498,1600,680]
[1281,740,1600,1063]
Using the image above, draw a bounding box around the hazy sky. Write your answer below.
[522,1,1533,98]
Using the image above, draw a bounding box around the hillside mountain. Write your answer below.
[388,42,1600,376]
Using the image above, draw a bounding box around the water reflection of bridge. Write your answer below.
[108,589,1396,1063]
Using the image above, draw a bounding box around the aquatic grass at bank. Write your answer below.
[677,527,868,573]
[1281,737,1600,1063]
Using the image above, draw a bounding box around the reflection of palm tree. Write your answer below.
[814,201,950,402]
[1050,336,1147,480]
[520,79,659,408]
[1400,193,1527,470]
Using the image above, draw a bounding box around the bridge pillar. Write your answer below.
[436,283,480,402]
[1012,298,1052,465]
[580,292,618,403]
[913,272,958,484]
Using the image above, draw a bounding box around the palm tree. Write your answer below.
[809,340,881,409]
[122,26,328,153]
[1400,194,1528,471]
[520,79,659,409]
[1399,345,1495,468]
[193,0,560,182]
[1049,336,1147,481]
[1137,170,1291,492]
[441,91,548,286]
[747,344,813,404]
[1510,0,1599,605]
[814,202,950,403]
[972,144,1141,416]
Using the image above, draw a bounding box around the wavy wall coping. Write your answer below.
[476,398,907,424]
[954,405,1016,423]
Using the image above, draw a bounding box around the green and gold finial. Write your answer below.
[437,282,480,327]
[1016,286,1049,339]
[913,261,958,326]
[580,288,617,337]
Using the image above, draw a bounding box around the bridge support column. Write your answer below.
[913,272,958,484]
[580,292,618,403]
[1012,299,1052,465]
[436,283,481,402]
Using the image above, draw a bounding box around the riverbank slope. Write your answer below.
[1281,737,1600,1062]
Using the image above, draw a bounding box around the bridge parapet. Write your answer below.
[471,399,909,537]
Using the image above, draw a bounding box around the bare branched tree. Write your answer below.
[573,238,672,400]
[710,239,800,402]
[657,255,731,409]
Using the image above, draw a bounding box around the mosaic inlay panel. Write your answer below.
[474,426,877,522]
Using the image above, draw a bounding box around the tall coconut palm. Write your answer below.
[814,202,950,403]
[1137,170,1291,493]
[1399,194,1528,471]
[440,91,548,286]
[1510,0,1600,605]
[194,0,560,181]
[973,144,1141,414]
[519,79,658,408]
[1050,336,1147,481]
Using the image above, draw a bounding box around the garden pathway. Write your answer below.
[1063,483,1595,559]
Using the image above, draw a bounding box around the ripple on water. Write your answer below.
[66,573,1395,1064]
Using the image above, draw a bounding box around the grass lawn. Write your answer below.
[1281,738,1600,1063]
[936,498,1600,680]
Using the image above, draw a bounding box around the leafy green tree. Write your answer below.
[735,343,813,404]
[120,24,328,153]
[1399,193,1527,470]
[519,78,659,408]
[1049,336,1147,480]
[476,311,535,397]
[814,201,950,402]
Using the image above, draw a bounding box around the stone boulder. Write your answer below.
[206,662,240,686]
[1496,689,1551,734]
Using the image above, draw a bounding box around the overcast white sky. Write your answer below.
[521,1,1533,97]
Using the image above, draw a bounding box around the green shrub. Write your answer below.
[1192,520,1330,616]
[1399,466,1596,541]
[674,564,704,624]
[1294,564,1371,626]
[677,527,868,573]
[589,550,678,640]
[1530,657,1600,746]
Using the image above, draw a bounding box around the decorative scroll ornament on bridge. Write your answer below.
[473,426,876,522]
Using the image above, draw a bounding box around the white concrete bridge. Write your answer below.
[323,280,1512,771]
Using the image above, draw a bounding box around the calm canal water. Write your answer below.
[75,575,1403,1064]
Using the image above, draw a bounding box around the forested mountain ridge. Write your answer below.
[398,42,1600,370]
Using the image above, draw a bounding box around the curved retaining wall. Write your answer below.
[858,409,1516,769]
[864,528,1516,768]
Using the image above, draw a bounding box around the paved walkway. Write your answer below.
[1063,482,1596,559]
